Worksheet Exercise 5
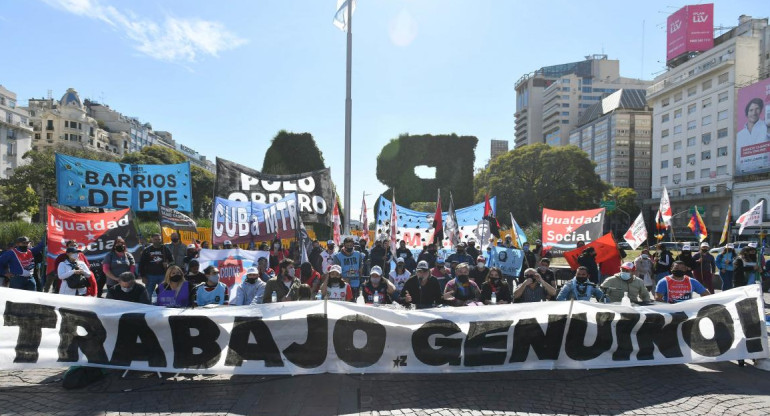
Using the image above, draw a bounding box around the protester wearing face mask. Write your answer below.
[715,244,736,291]
[165,232,187,269]
[469,256,489,284]
[269,239,290,274]
[0,236,45,291]
[49,239,92,294]
[556,266,604,301]
[296,261,322,294]
[466,239,480,260]
[183,244,199,271]
[103,237,136,291]
[481,266,513,304]
[320,264,353,301]
[532,258,557,291]
[633,249,655,291]
[692,242,716,293]
[262,258,301,303]
[138,233,174,299]
[232,267,266,305]
[447,243,474,268]
[600,262,651,304]
[362,266,396,304]
[388,257,411,295]
[195,266,229,307]
[334,237,364,297]
[399,261,443,309]
[417,243,438,269]
[733,243,762,287]
[443,263,481,306]
[514,267,557,303]
[655,260,710,303]
[57,247,94,296]
[518,242,538,279]
[156,265,193,307]
[576,247,600,284]
[106,272,150,304]
[185,259,207,286]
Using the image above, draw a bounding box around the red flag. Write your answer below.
[483,193,500,237]
[432,189,443,246]
[563,233,621,276]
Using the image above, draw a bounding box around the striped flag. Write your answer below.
[719,204,731,245]
[687,206,708,242]
[509,213,527,249]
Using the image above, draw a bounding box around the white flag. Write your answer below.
[333,0,356,31]
[445,193,460,248]
[659,186,672,226]
[623,213,648,250]
[736,200,764,235]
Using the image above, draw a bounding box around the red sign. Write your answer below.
[541,208,605,256]
[666,4,714,62]
[563,233,622,277]
[217,257,245,287]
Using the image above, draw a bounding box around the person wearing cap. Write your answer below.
[262,258,301,303]
[447,242,474,269]
[57,247,94,296]
[715,244,737,291]
[733,243,762,287]
[320,240,337,274]
[183,243,200,271]
[466,239,480,260]
[223,240,234,250]
[320,264,353,301]
[156,265,193,307]
[399,260,443,309]
[633,249,655,291]
[675,245,696,273]
[296,261,322,293]
[106,272,151,304]
[138,233,174,299]
[165,232,187,269]
[655,260,710,303]
[600,262,651,304]
[195,265,229,306]
[692,242,716,293]
[361,266,396,304]
[443,263,481,306]
[232,266,266,305]
[469,255,489,284]
[102,237,135,294]
[50,239,92,294]
[0,236,45,291]
[333,237,365,297]
[431,257,450,291]
[388,257,411,295]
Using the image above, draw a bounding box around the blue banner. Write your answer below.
[55,154,192,212]
[374,196,496,251]
[212,194,299,246]
[487,246,524,278]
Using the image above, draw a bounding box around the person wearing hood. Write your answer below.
[633,249,655,291]
[600,262,651,303]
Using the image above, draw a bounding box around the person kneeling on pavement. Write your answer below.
[556,266,604,301]
[106,272,151,304]
[600,261,651,304]
[361,266,396,304]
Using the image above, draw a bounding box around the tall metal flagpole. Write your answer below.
[343,1,353,235]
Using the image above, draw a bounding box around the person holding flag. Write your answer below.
[692,242,716,293]
[734,243,762,287]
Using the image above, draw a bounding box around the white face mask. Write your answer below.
[370,278,381,286]
[120,285,132,292]
[477,262,485,269]
[68,254,78,261]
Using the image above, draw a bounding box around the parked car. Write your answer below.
[657,242,684,252]
[618,241,632,250]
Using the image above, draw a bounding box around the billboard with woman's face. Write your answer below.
[736,78,770,176]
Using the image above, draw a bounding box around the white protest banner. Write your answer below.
[736,200,764,235]
[197,248,270,288]
[623,213,648,250]
[1,286,767,374]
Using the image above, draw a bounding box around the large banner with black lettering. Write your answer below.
[55,154,192,212]
[197,248,269,288]
[374,196,497,251]
[542,208,605,256]
[2,286,767,374]
[46,206,142,270]
[212,194,298,246]
[215,158,334,225]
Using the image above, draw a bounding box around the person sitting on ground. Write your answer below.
[600,261,651,304]
[319,264,353,301]
[389,257,411,295]
[298,284,313,300]
[361,266,396,305]
[469,256,489,285]
[106,272,151,304]
[231,267,266,305]
[296,261,321,294]
[185,259,207,286]
[556,266,604,302]
[443,263,481,306]
[514,267,557,303]
[262,258,301,303]
[480,266,513,304]
[399,260,443,309]
[529,258,557,290]
[431,257,450,290]
[195,266,229,307]
[655,260,710,304]
[57,247,94,297]
[156,265,193,307]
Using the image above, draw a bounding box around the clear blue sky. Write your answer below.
[1,0,760,220]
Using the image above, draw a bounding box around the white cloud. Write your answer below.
[43,0,247,62]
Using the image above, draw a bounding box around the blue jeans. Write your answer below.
[10,275,36,291]
[720,270,733,291]
[145,274,165,301]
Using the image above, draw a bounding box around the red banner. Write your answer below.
[563,233,621,276]
[541,208,605,256]
[46,206,141,270]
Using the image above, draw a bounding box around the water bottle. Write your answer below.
[373,291,380,304]
[316,291,323,300]
[621,292,632,307]
[490,292,497,304]
[151,293,158,305]
[271,291,277,303]
[356,291,365,304]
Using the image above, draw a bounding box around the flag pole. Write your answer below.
[343,0,353,235]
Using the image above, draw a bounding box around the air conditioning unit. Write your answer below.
[705,155,711,159]
[673,179,680,184]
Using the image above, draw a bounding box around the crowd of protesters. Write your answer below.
[0,231,768,309]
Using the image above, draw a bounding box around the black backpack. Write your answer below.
[65,261,89,289]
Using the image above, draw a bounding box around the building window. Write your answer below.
[716,165,727,175]
[687,154,696,165]
[673,124,683,134]
[674,109,682,119]
[687,120,697,130]
[662,144,669,153]
[674,92,682,102]
[717,128,728,139]
[702,133,711,144]
[718,91,728,103]
[702,79,712,90]
[702,97,712,109]
[673,157,682,167]
[702,150,711,160]
[687,137,696,147]
[674,140,682,150]
[673,173,682,183]
[687,86,697,97]
[661,160,669,169]
[662,98,670,107]
[741,199,750,213]
[717,146,728,157]
[701,186,711,193]
[688,104,696,115]
[686,171,695,180]
[702,115,712,126]
[34,133,40,140]
[562,79,570,84]
[661,114,670,123]
[661,129,669,138]
[46,133,52,140]
[64,121,69,128]
[717,110,728,121]
[561,111,569,116]
[661,176,668,185]
[700,168,710,178]
[718,72,729,84]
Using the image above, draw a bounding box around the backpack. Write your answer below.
[65,261,89,289]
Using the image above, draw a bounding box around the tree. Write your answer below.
[410,202,437,212]
[0,183,38,220]
[603,187,640,219]
[474,144,609,226]
[262,130,326,174]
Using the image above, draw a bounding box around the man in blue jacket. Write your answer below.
[0,236,45,291]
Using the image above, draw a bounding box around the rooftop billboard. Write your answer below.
[666,4,714,62]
